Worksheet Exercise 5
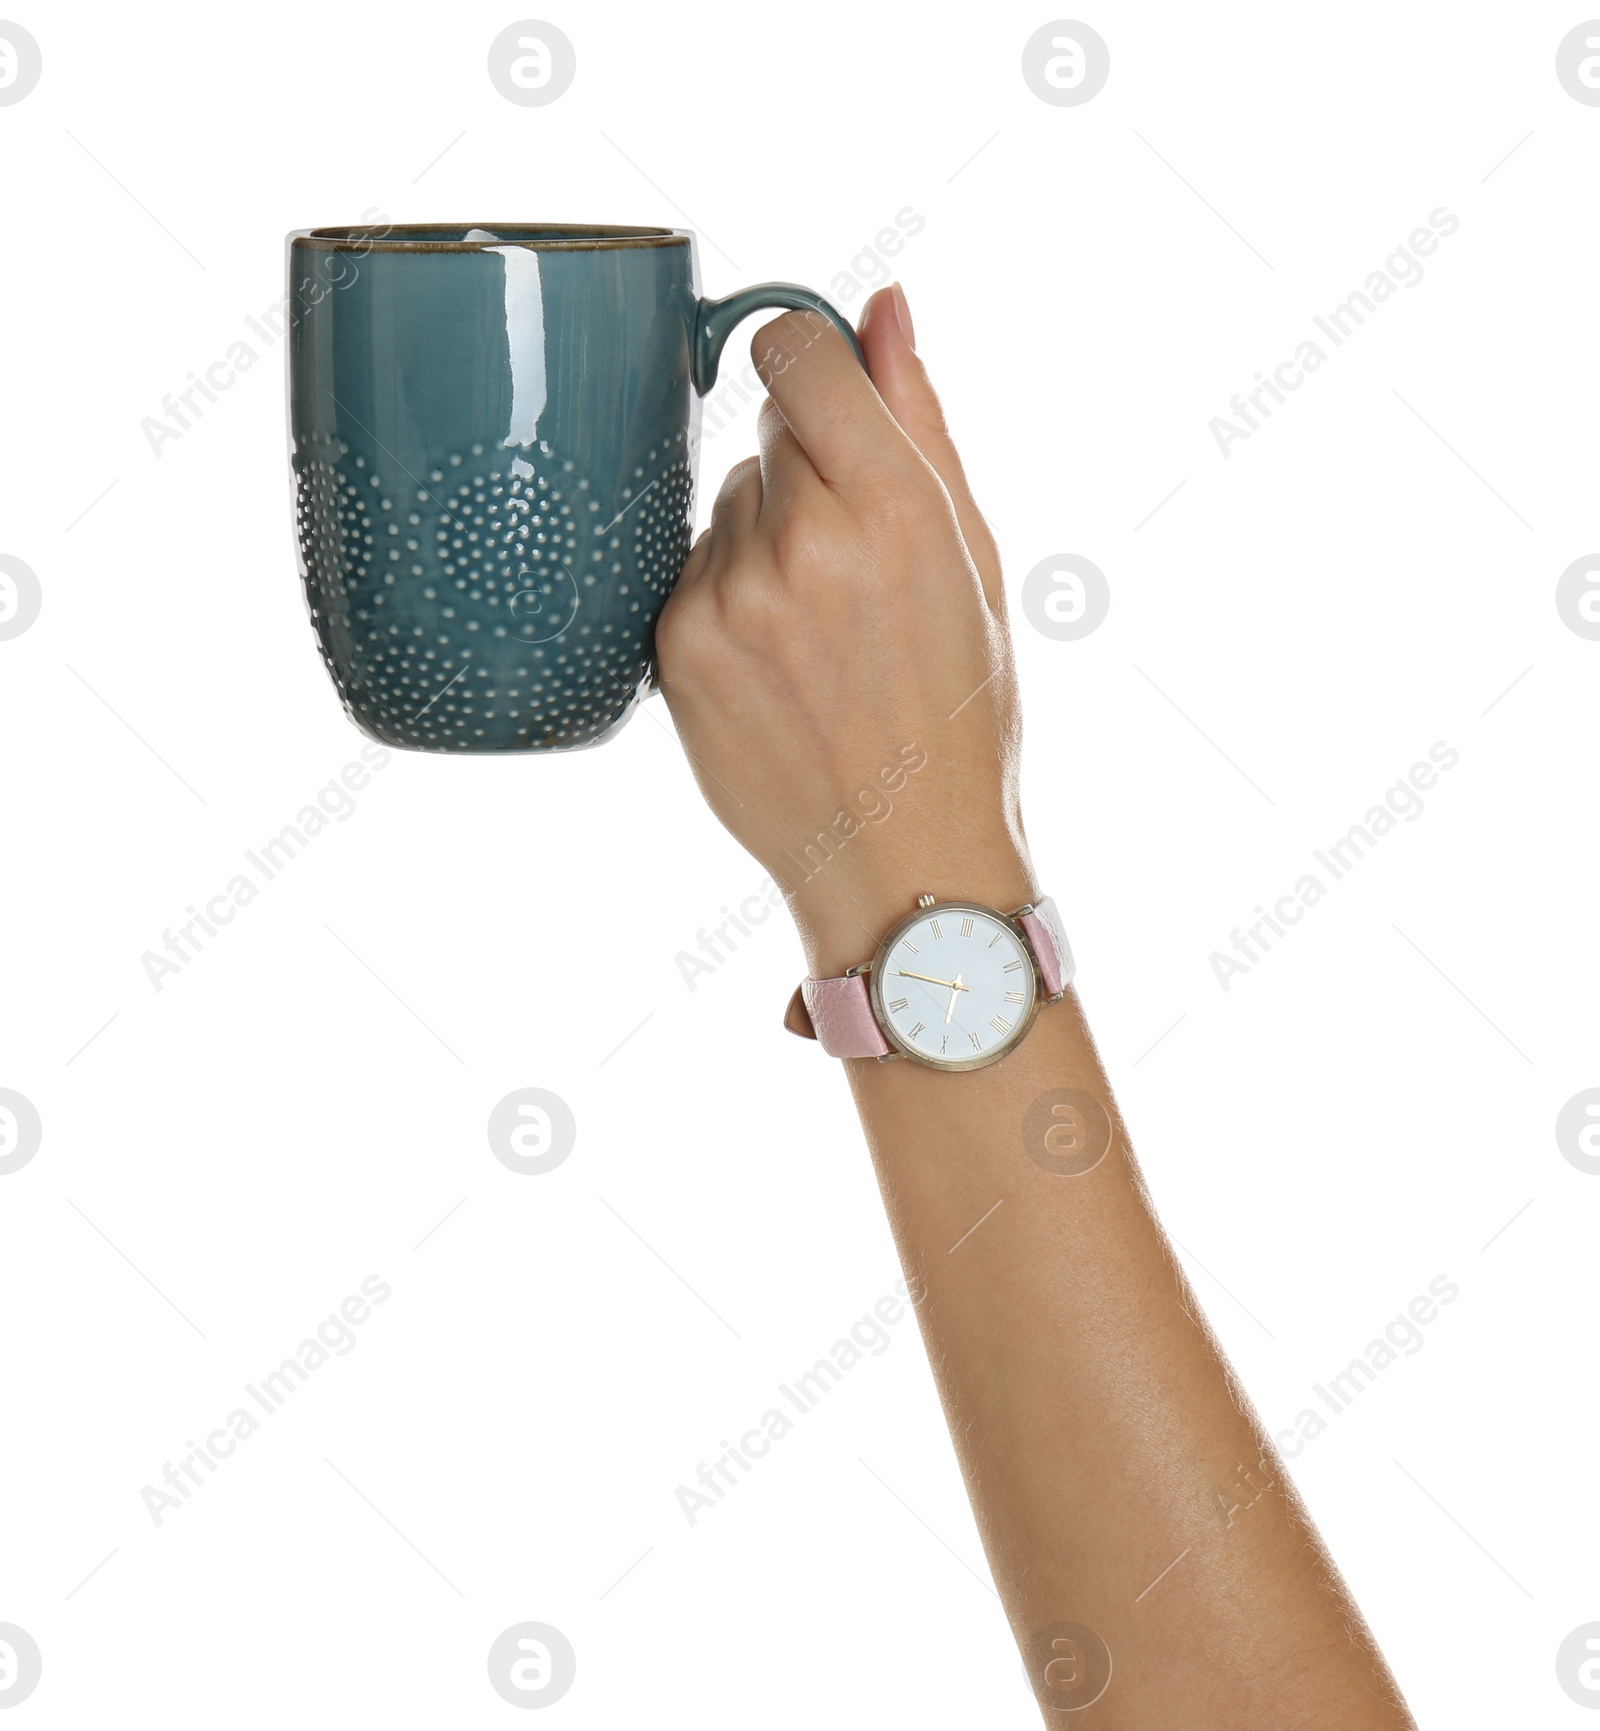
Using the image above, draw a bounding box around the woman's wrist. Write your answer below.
[784,839,1038,979]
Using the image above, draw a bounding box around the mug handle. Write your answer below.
[692,284,864,395]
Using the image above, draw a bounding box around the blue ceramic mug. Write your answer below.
[286,223,862,753]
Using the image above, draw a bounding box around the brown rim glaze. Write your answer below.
[288,223,692,252]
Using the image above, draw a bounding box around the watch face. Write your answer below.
[870,902,1040,1071]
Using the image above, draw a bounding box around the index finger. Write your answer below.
[750,309,914,490]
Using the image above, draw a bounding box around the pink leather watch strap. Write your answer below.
[798,974,891,1059]
[786,896,1075,1057]
[1018,896,1075,1000]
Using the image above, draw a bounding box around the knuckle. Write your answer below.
[709,574,787,651]
[768,510,839,579]
[654,586,714,678]
[710,455,760,523]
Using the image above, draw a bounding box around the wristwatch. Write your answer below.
[784,893,1075,1071]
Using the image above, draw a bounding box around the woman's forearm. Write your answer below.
[832,942,1413,1725]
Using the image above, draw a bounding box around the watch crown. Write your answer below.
[917,893,935,909]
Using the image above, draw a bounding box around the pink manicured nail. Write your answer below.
[890,281,916,350]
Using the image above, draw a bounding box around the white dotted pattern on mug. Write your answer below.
[294,436,693,750]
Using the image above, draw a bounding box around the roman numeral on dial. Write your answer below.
[990,1015,1012,1034]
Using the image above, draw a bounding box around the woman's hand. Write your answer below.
[656,284,1036,977]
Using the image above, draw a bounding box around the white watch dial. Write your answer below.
[872,903,1039,1069]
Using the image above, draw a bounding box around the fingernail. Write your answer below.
[890,280,916,350]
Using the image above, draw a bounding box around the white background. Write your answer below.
[1,1,1595,1723]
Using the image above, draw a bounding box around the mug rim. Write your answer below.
[289,223,692,253]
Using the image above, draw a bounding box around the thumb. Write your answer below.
[857,283,1002,598]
